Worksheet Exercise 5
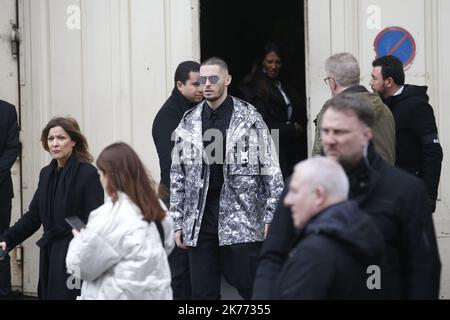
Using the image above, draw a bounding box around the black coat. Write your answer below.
[383,85,443,210]
[0,155,104,299]
[274,201,384,299]
[239,78,307,178]
[152,88,198,198]
[253,145,441,299]
[0,101,20,201]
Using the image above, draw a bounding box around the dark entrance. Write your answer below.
[199,0,306,104]
[199,1,307,299]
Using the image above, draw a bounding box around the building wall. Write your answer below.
[306,0,450,298]
[18,0,200,295]
[16,0,448,297]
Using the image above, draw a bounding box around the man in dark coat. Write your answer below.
[152,60,202,299]
[371,55,443,212]
[253,94,441,300]
[0,100,20,299]
[275,157,384,299]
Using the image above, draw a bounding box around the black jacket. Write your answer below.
[384,85,443,209]
[253,145,441,299]
[152,88,198,198]
[274,201,384,299]
[0,155,104,299]
[239,78,307,178]
[0,101,20,201]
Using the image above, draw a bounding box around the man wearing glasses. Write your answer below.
[169,57,283,299]
[312,53,396,165]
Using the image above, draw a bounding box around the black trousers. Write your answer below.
[162,192,192,300]
[168,246,192,300]
[189,231,262,300]
[0,200,12,297]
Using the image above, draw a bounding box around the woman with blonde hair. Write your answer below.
[66,142,174,299]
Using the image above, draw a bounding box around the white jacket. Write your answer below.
[65,192,174,300]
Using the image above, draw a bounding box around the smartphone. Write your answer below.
[65,216,86,231]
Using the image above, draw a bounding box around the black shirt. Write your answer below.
[202,96,234,193]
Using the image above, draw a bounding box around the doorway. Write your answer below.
[199,0,306,104]
[199,1,306,299]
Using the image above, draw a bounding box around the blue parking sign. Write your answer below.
[374,26,416,70]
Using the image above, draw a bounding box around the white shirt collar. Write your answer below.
[394,86,404,96]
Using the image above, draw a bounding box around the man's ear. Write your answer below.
[314,186,327,208]
[225,75,232,86]
[331,78,338,91]
[176,81,184,91]
[385,77,395,88]
[363,126,373,143]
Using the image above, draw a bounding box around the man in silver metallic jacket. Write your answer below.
[170,57,284,299]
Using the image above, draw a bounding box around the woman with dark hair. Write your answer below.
[0,117,103,299]
[66,142,174,300]
[240,42,308,178]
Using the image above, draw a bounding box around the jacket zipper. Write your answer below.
[191,162,208,240]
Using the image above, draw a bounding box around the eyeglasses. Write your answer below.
[198,75,220,85]
[323,77,333,85]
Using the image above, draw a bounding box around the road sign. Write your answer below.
[374,26,416,70]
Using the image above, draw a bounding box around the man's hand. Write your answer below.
[175,230,188,250]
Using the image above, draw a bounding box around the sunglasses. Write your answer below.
[198,75,220,85]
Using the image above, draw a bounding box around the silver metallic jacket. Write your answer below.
[169,97,284,247]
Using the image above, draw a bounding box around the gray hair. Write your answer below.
[325,53,360,87]
[201,57,229,73]
[295,156,349,201]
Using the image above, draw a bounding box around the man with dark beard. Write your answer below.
[371,55,443,213]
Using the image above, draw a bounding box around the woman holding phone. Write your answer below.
[0,117,103,299]
[66,142,174,300]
